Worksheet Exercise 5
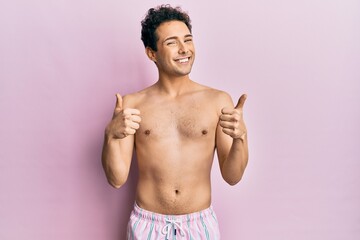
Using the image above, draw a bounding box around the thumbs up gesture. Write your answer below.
[106,93,141,139]
[219,94,247,140]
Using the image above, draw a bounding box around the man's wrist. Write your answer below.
[104,127,119,142]
[234,132,247,143]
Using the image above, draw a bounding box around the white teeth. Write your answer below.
[179,58,189,63]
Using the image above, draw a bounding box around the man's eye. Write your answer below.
[185,39,193,42]
[167,42,176,45]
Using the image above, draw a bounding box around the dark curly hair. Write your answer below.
[141,5,192,51]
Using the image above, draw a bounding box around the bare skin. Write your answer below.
[102,21,248,215]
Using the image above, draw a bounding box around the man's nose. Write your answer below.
[178,41,188,54]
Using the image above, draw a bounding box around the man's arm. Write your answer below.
[101,94,141,188]
[216,93,249,185]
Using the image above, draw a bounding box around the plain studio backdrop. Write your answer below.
[0,0,359,239]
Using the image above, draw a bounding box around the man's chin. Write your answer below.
[175,70,192,77]
[175,66,193,76]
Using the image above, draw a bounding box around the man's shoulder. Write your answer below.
[196,84,232,103]
[121,88,149,108]
[190,84,233,112]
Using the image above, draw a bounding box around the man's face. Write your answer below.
[151,20,195,77]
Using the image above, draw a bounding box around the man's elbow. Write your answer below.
[108,178,127,189]
[110,182,123,189]
[220,169,242,186]
[102,162,129,189]
[225,177,242,186]
[104,170,128,189]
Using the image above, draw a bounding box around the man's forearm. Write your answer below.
[101,135,130,188]
[221,137,249,185]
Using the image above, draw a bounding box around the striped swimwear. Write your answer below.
[127,203,220,240]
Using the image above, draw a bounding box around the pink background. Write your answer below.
[1,0,359,239]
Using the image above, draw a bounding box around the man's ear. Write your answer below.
[145,47,157,62]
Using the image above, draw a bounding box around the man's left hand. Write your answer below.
[220,94,247,141]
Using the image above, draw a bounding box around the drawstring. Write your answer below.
[161,218,185,239]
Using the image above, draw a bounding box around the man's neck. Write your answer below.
[155,75,193,97]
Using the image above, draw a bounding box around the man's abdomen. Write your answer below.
[135,173,212,215]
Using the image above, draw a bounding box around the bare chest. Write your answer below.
[137,102,219,139]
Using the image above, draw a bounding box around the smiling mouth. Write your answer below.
[176,57,190,63]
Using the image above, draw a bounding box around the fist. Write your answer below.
[219,94,247,140]
[106,93,141,139]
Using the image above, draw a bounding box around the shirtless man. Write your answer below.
[102,5,248,239]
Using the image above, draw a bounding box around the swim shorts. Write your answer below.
[126,202,220,240]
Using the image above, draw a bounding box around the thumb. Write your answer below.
[115,93,123,110]
[235,94,247,109]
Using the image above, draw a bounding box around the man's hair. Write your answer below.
[141,5,192,51]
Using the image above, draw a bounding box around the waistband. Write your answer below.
[132,202,217,223]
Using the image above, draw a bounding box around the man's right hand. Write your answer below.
[105,93,141,139]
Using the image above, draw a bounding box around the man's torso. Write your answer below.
[125,82,227,214]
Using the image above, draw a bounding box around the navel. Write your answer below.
[175,189,180,195]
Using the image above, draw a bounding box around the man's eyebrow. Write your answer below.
[163,34,193,42]
[163,36,177,42]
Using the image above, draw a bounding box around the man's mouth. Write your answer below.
[176,57,190,63]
